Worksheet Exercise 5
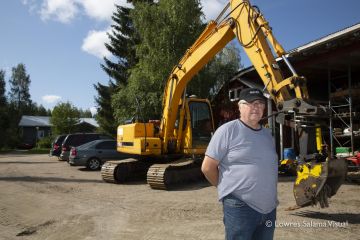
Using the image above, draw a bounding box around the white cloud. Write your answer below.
[42,95,62,104]
[201,0,228,21]
[31,0,132,24]
[81,0,132,22]
[81,28,111,59]
[40,0,79,23]
[25,0,223,24]
[21,0,40,14]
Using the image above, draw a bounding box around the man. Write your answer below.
[201,88,278,240]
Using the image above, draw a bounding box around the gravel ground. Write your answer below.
[0,153,359,240]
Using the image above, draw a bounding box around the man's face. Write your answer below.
[239,100,265,123]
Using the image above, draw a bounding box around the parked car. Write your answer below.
[68,139,134,170]
[59,133,113,161]
[49,134,67,157]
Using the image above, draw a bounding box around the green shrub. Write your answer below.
[36,136,52,149]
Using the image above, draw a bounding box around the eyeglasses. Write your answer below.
[240,101,265,108]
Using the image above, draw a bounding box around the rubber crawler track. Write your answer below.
[147,159,203,190]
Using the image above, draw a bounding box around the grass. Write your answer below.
[27,148,50,154]
[0,148,50,154]
[0,148,12,154]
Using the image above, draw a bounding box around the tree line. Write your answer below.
[94,0,242,137]
[0,64,94,149]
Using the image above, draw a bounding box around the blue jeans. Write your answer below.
[222,194,276,240]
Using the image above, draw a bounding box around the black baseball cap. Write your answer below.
[239,88,266,103]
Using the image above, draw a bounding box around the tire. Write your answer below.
[87,158,101,171]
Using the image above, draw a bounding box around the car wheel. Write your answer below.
[87,158,101,171]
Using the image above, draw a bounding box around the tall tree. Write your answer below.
[94,81,117,136]
[9,63,32,112]
[35,104,49,116]
[0,70,9,148]
[79,108,93,118]
[112,0,205,122]
[0,70,6,106]
[7,64,34,147]
[101,5,139,87]
[28,102,50,116]
[50,102,80,135]
[95,1,153,135]
[112,0,240,123]
[96,4,138,135]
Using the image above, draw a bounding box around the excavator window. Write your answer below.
[189,101,213,146]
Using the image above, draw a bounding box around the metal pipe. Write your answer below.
[348,65,354,155]
[328,68,334,158]
[282,55,297,76]
[280,123,284,160]
[267,98,274,136]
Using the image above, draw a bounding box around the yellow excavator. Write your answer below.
[101,0,347,208]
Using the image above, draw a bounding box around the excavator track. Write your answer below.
[101,158,152,183]
[147,159,204,190]
[101,160,119,183]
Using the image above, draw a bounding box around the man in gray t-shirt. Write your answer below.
[201,88,278,240]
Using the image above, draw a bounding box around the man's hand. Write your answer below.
[201,156,219,187]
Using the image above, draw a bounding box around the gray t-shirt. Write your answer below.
[205,119,278,214]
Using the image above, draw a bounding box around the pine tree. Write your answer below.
[0,70,9,148]
[95,1,153,135]
[9,63,32,111]
[94,81,117,136]
[0,70,6,106]
[101,5,138,86]
[31,103,49,116]
[79,108,93,118]
[99,0,240,125]
[112,0,206,122]
[7,64,34,147]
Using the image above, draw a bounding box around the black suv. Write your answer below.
[49,134,67,157]
[59,133,113,161]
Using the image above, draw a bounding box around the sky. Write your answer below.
[1,0,360,114]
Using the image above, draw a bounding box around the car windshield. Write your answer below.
[53,135,65,144]
[77,140,98,150]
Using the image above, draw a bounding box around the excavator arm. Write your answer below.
[160,0,312,153]
[103,0,347,207]
[159,0,347,207]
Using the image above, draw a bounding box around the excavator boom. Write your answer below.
[101,0,347,207]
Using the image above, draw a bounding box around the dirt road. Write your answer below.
[0,153,359,240]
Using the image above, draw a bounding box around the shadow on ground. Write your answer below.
[0,176,103,184]
[291,210,360,224]
[0,161,58,164]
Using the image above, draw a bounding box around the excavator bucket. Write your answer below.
[293,158,347,208]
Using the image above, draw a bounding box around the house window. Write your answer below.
[37,130,45,139]
[229,87,243,102]
[229,90,235,101]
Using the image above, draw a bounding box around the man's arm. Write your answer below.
[201,156,219,187]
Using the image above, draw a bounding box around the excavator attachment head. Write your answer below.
[293,158,347,208]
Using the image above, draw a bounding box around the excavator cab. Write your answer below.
[188,100,214,148]
[173,98,214,155]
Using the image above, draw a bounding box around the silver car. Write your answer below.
[68,139,133,170]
